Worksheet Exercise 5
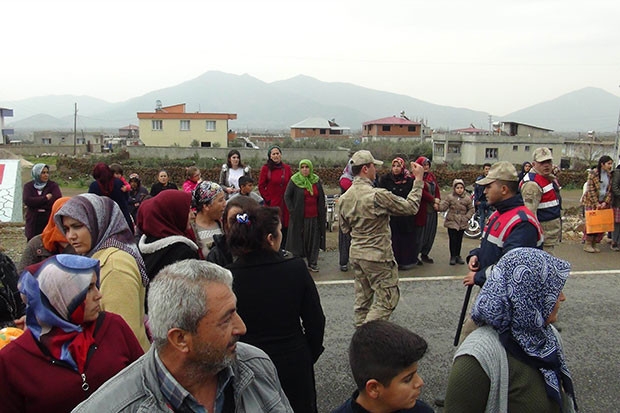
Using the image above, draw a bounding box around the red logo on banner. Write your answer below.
[0,164,5,185]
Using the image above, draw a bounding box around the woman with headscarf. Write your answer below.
[54,193,150,351]
[137,190,199,282]
[284,159,326,272]
[23,163,62,241]
[127,173,149,223]
[583,155,613,253]
[445,247,578,412]
[220,149,251,198]
[18,197,75,272]
[189,181,226,259]
[0,254,143,412]
[259,144,293,247]
[518,161,533,182]
[227,204,325,413]
[438,179,475,265]
[378,157,417,270]
[88,162,133,231]
[416,156,441,264]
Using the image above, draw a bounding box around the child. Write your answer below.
[228,175,264,205]
[183,166,201,193]
[109,163,131,192]
[438,179,474,265]
[331,320,434,413]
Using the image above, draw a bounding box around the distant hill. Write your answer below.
[4,72,620,132]
[502,87,620,132]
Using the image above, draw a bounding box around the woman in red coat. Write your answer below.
[258,144,293,247]
[0,254,144,413]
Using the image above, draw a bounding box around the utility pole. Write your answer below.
[488,114,492,134]
[73,103,78,156]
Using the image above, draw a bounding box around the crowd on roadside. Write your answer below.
[2,145,608,412]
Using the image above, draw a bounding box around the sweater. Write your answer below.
[0,312,143,413]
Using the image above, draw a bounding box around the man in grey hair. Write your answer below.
[73,259,292,413]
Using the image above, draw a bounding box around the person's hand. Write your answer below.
[410,162,424,180]
[13,316,26,331]
[463,271,476,286]
[468,255,479,272]
[45,193,52,200]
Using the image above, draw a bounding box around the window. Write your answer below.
[61,136,66,143]
[382,125,390,132]
[512,145,518,151]
[42,138,52,144]
[77,138,85,144]
[200,141,212,148]
[434,143,445,156]
[320,129,326,135]
[485,148,498,159]
[448,143,461,154]
[524,145,531,152]
[180,120,190,131]
[152,120,163,130]
[408,125,417,132]
[206,121,216,131]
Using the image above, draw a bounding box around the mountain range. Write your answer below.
[4,71,620,133]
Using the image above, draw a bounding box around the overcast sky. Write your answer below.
[2,0,619,115]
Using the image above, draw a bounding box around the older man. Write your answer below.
[73,260,292,413]
[520,147,562,252]
[339,150,424,326]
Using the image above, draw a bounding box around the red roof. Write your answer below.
[362,116,421,126]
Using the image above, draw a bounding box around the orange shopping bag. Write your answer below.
[585,208,614,234]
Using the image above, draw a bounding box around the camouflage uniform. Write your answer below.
[339,176,423,326]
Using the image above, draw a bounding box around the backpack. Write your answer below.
[0,252,24,328]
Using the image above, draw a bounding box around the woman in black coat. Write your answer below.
[226,205,326,413]
[23,163,62,241]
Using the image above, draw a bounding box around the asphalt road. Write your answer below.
[312,260,620,412]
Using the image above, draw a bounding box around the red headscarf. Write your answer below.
[92,162,114,196]
[137,190,192,239]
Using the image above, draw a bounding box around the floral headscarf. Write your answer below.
[41,197,72,252]
[20,254,100,373]
[31,163,49,190]
[471,247,577,409]
[390,157,411,184]
[54,193,148,286]
[290,159,320,195]
[191,181,224,211]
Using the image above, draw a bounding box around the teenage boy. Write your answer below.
[228,175,264,205]
[332,320,434,413]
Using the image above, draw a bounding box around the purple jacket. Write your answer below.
[22,180,62,240]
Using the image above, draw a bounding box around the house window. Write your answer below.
[382,125,390,132]
[77,138,85,144]
[152,120,163,130]
[61,136,66,143]
[200,141,212,148]
[434,143,445,157]
[42,138,52,144]
[513,145,518,151]
[448,143,461,154]
[320,129,326,135]
[408,126,417,132]
[524,145,531,152]
[485,148,498,159]
[180,120,190,131]
[206,121,216,131]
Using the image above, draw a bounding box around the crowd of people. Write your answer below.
[0,146,599,412]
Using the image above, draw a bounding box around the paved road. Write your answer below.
[312,269,620,412]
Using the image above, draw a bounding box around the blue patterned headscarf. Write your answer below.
[472,247,577,410]
[191,181,223,211]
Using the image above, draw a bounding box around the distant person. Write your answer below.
[0,255,143,412]
[88,162,133,231]
[109,163,131,192]
[378,157,417,270]
[582,155,613,253]
[72,259,293,412]
[416,157,441,264]
[518,161,532,181]
[149,169,178,197]
[23,163,62,241]
[473,163,492,232]
[259,145,293,247]
[445,248,578,412]
[182,166,201,193]
[338,154,354,271]
[331,320,434,413]
[520,147,562,252]
[438,179,474,265]
[220,149,251,198]
[228,175,264,204]
[127,173,149,223]
[284,159,327,272]
[338,150,424,326]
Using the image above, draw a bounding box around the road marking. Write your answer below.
[315,270,620,286]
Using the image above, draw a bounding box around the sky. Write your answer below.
[2,0,619,115]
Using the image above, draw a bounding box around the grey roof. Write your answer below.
[290,117,349,130]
